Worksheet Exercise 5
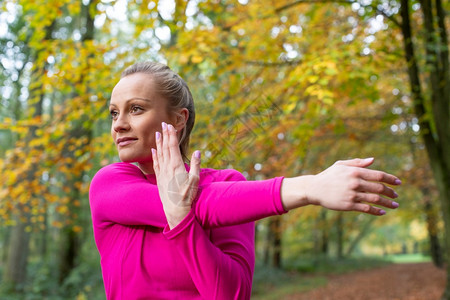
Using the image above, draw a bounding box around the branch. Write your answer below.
[244,59,303,67]
[370,5,402,28]
[275,0,402,29]
[275,0,353,13]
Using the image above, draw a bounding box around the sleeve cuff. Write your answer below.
[273,176,288,215]
[163,210,196,240]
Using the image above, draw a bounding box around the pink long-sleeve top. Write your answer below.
[89,162,286,300]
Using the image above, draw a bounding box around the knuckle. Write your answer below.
[343,203,353,211]
[334,160,343,165]
[349,168,360,178]
[375,183,385,194]
[349,179,360,190]
[371,194,381,203]
[361,205,371,213]
[348,190,358,201]
[375,172,384,182]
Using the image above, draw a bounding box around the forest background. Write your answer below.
[0,0,448,299]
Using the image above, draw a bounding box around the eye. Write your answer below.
[110,110,118,120]
[130,105,143,114]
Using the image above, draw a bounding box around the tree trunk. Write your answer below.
[400,0,450,297]
[271,217,282,269]
[336,212,344,259]
[58,227,79,283]
[2,17,55,288]
[57,0,95,283]
[3,219,30,292]
[424,194,444,268]
[263,219,271,265]
[320,210,329,256]
[345,218,375,257]
[1,227,11,264]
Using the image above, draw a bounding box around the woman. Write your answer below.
[89,62,401,300]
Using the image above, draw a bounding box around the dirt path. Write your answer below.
[286,262,446,300]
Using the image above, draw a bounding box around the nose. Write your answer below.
[113,113,131,132]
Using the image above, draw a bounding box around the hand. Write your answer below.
[152,122,201,229]
[281,158,401,216]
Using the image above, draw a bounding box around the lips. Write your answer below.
[116,137,138,147]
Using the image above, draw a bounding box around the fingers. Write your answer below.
[353,203,386,216]
[352,177,400,213]
[356,192,399,209]
[315,158,401,217]
[155,128,164,164]
[335,157,374,168]
[335,158,402,186]
[189,150,201,181]
[359,168,402,186]
[156,122,184,166]
[161,122,170,162]
[352,180,399,215]
[151,148,159,174]
[167,123,185,167]
[356,180,398,199]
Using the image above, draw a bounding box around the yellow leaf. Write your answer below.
[191,55,203,64]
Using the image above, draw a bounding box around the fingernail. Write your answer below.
[379,210,386,215]
[394,179,402,185]
[156,132,161,140]
[168,124,174,132]
[151,148,156,156]
[162,122,167,130]
[364,157,374,162]
[392,201,399,208]
[194,150,201,159]
[393,191,399,198]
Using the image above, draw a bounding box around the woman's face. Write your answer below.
[109,73,177,164]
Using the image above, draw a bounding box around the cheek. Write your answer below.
[139,123,158,146]
[110,127,116,140]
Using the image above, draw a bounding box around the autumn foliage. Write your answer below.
[0,0,448,298]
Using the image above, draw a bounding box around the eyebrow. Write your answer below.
[109,97,152,106]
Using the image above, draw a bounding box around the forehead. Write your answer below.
[110,73,159,103]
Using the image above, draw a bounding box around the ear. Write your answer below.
[173,108,189,132]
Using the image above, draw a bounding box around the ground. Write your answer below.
[285,262,446,300]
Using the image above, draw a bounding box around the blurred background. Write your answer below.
[0,0,448,299]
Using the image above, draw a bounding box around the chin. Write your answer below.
[117,151,138,163]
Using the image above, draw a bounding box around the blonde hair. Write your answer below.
[121,62,195,160]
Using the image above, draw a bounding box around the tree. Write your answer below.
[2,11,55,292]
[399,0,450,297]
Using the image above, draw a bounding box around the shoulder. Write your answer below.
[199,168,246,184]
[91,162,145,186]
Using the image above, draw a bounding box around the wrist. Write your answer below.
[164,207,191,230]
[281,175,316,211]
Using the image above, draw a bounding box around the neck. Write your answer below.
[138,161,154,175]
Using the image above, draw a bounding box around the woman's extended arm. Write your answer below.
[154,124,401,229]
